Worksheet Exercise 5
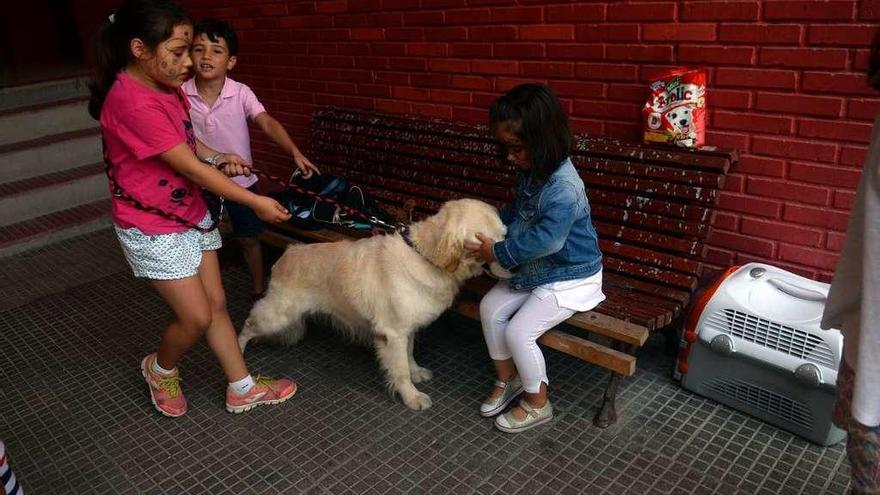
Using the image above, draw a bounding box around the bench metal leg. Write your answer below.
[593,343,633,428]
[594,370,621,428]
[662,323,680,356]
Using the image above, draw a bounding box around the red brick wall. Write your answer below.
[186,0,880,281]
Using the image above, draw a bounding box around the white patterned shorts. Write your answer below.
[114,213,222,280]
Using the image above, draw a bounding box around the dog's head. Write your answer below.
[414,198,508,281]
[665,106,693,134]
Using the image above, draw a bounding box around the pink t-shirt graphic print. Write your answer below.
[101,72,207,235]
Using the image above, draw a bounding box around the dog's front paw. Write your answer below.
[402,391,433,411]
[410,366,433,383]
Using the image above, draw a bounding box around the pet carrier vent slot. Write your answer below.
[703,309,835,368]
[703,377,813,430]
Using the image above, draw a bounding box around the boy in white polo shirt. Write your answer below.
[184,18,319,301]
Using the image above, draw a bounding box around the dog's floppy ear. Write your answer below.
[423,206,466,273]
[432,234,463,273]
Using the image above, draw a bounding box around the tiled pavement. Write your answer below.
[0,230,852,494]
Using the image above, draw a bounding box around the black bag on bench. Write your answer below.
[269,173,394,231]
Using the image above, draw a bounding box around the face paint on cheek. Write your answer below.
[158,52,184,80]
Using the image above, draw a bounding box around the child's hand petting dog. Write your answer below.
[467,232,513,280]
[466,232,496,263]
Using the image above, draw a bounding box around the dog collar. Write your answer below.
[400,224,437,266]
[400,224,417,250]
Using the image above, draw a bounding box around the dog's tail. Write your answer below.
[277,318,307,346]
[239,289,310,352]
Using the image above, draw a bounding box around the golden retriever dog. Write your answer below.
[238,198,508,410]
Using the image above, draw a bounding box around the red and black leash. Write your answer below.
[104,153,401,234]
[246,166,402,233]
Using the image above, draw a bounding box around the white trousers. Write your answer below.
[480,281,575,393]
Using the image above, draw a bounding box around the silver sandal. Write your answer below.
[479,377,523,417]
[495,399,554,433]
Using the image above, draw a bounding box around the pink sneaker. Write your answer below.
[226,375,297,414]
[140,353,187,417]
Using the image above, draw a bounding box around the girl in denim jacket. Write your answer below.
[468,84,605,433]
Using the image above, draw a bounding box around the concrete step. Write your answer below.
[0,76,112,257]
[0,162,108,226]
[0,76,90,113]
[0,98,97,146]
[0,199,112,258]
[0,128,102,184]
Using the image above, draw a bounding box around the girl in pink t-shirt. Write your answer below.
[89,0,297,417]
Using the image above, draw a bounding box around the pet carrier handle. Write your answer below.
[767,278,827,302]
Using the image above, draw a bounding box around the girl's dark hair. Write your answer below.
[194,18,239,56]
[870,27,880,91]
[88,0,191,120]
[489,83,573,179]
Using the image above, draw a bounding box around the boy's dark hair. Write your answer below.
[489,83,573,179]
[194,18,238,56]
[88,0,191,119]
[870,27,880,90]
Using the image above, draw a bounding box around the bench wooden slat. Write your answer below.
[575,135,735,172]
[589,188,713,223]
[318,107,496,144]
[601,287,681,328]
[452,300,637,376]
[586,294,666,330]
[604,272,692,306]
[599,239,702,276]
[581,170,719,205]
[603,284,682,317]
[603,256,698,291]
[591,204,706,238]
[594,221,699,257]
[314,117,501,164]
[563,310,649,347]
[573,155,724,188]
[539,331,636,376]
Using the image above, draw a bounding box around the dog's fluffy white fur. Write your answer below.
[238,198,507,410]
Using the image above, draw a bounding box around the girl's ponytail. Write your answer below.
[88,16,127,120]
[87,0,191,120]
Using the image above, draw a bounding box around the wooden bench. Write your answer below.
[259,106,737,427]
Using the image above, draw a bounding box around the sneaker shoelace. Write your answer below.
[156,375,183,398]
[254,374,276,390]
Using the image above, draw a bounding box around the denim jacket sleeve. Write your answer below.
[492,182,579,269]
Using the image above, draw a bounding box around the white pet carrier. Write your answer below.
[679,263,846,446]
